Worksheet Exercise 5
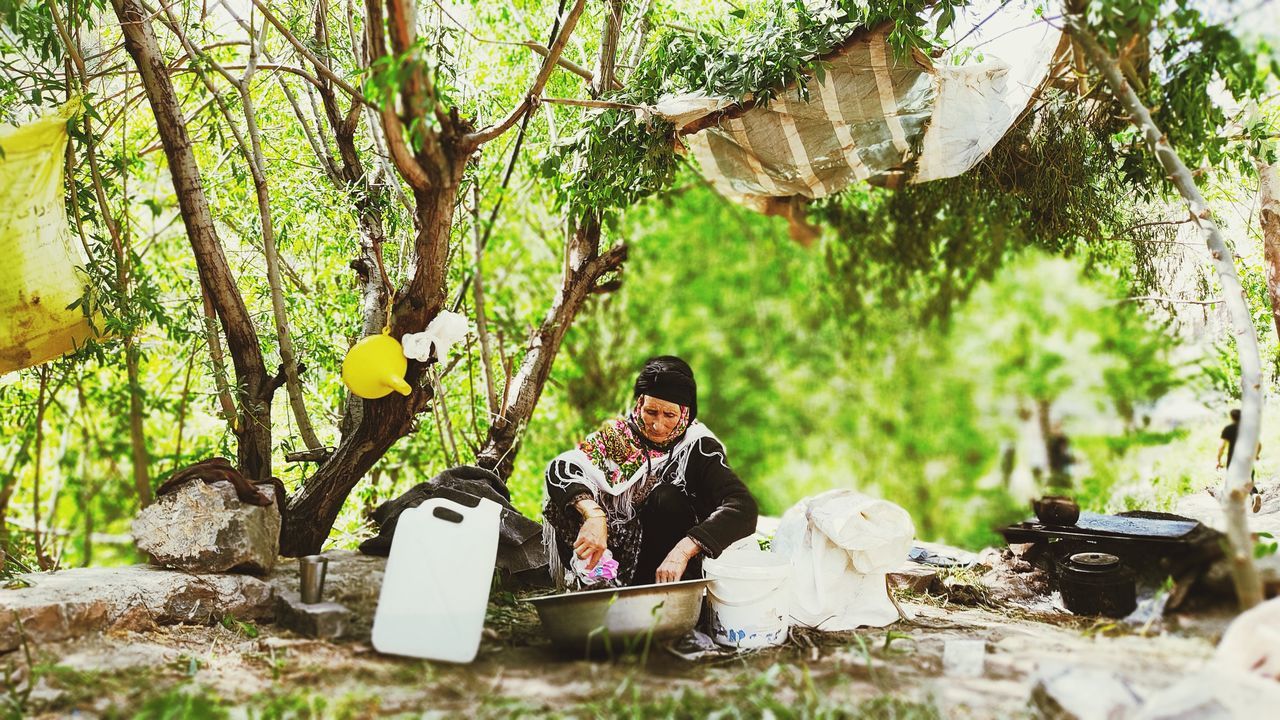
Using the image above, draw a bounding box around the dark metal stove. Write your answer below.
[1000,510,1224,615]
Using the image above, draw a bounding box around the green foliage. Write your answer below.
[127,688,230,720]
[817,94,1173,323]
[1087,0,1279,188]
[530,185,1184,548]
[219,614,260,638]
[1256,532,1278,559]
[954,254,1184,419]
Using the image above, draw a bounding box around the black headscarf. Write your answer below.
[633,355,698,422]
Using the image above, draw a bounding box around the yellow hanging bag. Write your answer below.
[0,100,97,373]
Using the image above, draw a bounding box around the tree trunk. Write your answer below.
[1068,15,1265,609]
[111,0,276,480]
[476,228,627,479]
[273,0,585,552]
[1259,160,1280,343]
[241,83,323,452]
[1035,396,1053,481]
[474,0,629,481]
[280,178,461,555]
[32,368,50,570]
[125,341,151,506]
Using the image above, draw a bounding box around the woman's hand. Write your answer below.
[656,537,702,583]
[573,516,608,570]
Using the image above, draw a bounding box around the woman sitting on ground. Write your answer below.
[543,356,758,588]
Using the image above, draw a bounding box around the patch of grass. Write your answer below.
[485,591,546,647]
[220,614,260,639]
[933,565,995,608]
[245,691,329,720]
[386,658,435,685]
[549,664,940,719]
[33,664,185,715]
[125,686,230,720]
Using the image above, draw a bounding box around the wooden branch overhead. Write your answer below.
[465,0,589,148]
[249,0,373,108]
[540,96,646,110]
[1123,295,1220,305]
[518,41,617,88]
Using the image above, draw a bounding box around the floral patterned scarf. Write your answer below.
[577,396,691,487]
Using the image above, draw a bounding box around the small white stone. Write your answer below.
[942,639,987,677]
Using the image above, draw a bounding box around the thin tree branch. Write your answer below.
[471,184,499,418]
[1122,295,1220,305]
[465,0,589,148]
[247,0,372,108]
[540,96,646,110]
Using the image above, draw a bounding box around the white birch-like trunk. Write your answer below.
[1068,15,1264,609]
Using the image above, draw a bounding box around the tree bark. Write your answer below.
[1068,15,1264,609]
[1259,160,1280,343]
[471,185,500,418]
[280,180,462,555]
[593,0,623,97]
[214,0,389,443]
[112,0,275,480]
[240,77,324,452]
[158,4,322,452]
[32,368,50,570]
[476,231,628,480]
[275,0,589,552]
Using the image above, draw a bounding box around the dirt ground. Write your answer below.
[5,586,1230,720]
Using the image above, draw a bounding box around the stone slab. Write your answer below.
[888,563,942,594]
[0,565,274,652]
[273,590,353,639]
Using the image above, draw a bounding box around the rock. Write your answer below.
[888,563,941,594]
[1136,677,1235,720]
[0,565,274,652]
[942,639,987,677]
[56,640,180,673]
[133,480,280,574]
[274,590,352,639]
[1133,597,1280,719]
[268,550,386,639]
[1031,665,1142,720]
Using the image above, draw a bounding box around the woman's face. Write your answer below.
[638,395,682,443]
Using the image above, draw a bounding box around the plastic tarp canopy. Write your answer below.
[0,101,96,374]
[657,1,1065,210]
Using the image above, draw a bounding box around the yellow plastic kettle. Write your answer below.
[341,329,413,399]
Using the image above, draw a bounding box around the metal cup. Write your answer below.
[299,554,329,604]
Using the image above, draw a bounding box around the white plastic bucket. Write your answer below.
[703,549,792,649]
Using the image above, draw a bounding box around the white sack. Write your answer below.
[772,489,914,631]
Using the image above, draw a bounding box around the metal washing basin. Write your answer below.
[526,578,708,656]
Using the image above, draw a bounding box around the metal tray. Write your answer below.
[526,579,709,656]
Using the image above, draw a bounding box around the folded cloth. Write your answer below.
[358,465,550,586]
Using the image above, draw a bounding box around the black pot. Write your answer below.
[1033,496,1081,525]
[1056,552,1136,618]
